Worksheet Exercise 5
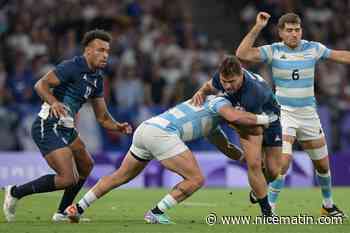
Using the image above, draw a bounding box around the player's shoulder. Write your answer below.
[211,71,220,80]
[268,42,284,50]
[206,94,227,103]
[301,40,323,49]
[261,42,286,54]
[205,94,229,105]
[243,68,266,83]
[205,94,231,111]
[244,69,271,94]
[56,56,87,72]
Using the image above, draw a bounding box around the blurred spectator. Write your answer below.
[58,29,80,60]
[173,60,207,103]
[144,64,168,106]
[5,52,35,105]
[0,107,20,150]
[112,65,144,109]
[0,61,11,105]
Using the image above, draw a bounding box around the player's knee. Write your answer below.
[305,145,328,161]
[315,166,329,174]
[280,164,289,175]
[246,159,262,172]
[280,157,291,174]
[196,175,205,188]
[191,174,205,189]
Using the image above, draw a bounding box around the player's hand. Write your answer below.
[50,102,68,118]
[115,122,133,134]
[256,12,270,28]
[191,90,205,106]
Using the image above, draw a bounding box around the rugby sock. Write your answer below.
[315,170,334,208]
[58,179,86,214]
[77,190,98,212]
[153,194,177,214]
[11,174,56,199]
[258,195,272,215]
[268,174,285,208]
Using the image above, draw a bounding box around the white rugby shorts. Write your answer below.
[130,122,189,161]
[281,108,325,141]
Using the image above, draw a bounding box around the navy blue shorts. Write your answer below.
[263,119,282,147]
[31,116,78,156]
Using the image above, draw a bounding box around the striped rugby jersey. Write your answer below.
[259,40,331,111]
[144,96,231,142]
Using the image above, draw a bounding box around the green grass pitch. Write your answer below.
[1,188,349,233]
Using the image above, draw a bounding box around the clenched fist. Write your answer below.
[256,12,271,28]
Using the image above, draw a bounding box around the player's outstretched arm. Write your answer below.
[328,50,350,64]
[218,105,277,126]
[191,79,217,106]
[90,97,132,134]
[236,12,270,62]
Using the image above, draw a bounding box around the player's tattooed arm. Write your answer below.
[236,12,270,62]
[90,97,132,134]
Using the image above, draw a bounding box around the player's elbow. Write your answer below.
[96,113,109,128]
[221,111,240,124]
[34,80,43,94]
[235,48,244,58]
[235,48,248,60]
[96,117,105,126]
[236,49,258,62]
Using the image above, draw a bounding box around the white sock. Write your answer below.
[78,190,98,210]
[156,194,178,212]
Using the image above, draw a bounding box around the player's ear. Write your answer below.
[84,46,91,55]
[278,28,283,39]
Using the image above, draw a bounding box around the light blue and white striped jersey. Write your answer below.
[259,40,331,110]
[144,96,231,142]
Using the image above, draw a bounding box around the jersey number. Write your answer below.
[292,69,300,80]
[84,86,92,99]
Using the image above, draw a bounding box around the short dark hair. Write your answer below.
[81,29,112,48]
[277,13,301,29]
[219,55,242,77]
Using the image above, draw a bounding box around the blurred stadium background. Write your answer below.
[0,0,350,216]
